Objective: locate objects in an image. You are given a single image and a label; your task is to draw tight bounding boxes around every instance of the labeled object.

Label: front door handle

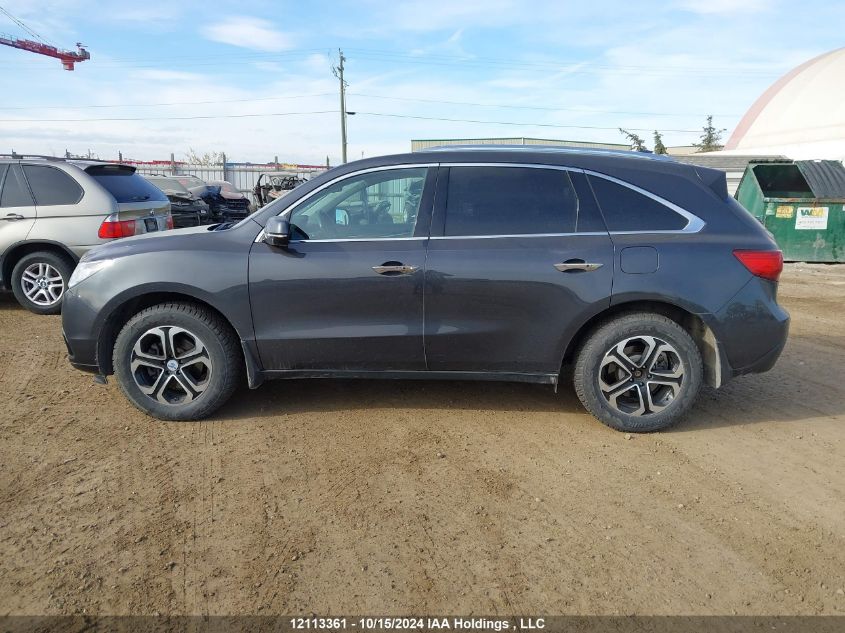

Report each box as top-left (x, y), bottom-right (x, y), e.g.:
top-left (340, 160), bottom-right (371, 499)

top-left (554, 261), bottom-right (603, 272)
top-left (3, 213), bottom-right (25, 221)
top-left (372, 263), bottom-right (419, 275)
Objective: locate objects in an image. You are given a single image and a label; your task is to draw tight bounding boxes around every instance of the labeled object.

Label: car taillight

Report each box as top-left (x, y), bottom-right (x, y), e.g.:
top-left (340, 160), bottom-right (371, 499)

top-left (165, 214), bottom-right (174, 230)
top-left (98, 213), bottom-right (137, 239)
top-left (733, 249), bottom-right (783, 282)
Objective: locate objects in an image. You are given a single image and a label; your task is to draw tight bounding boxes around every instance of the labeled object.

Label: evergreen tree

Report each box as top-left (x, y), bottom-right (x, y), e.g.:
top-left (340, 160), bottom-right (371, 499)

top-left (653, 131), bottom-right (668, 155)
top-left (693, 115), bottom-right (726, 152)
top-left (619, 128), bottom-right (648, 152)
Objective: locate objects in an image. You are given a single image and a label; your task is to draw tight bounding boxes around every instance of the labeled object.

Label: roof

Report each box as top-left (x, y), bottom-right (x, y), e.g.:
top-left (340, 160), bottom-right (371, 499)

top-left (796, 160), bottom-right (845, 198)
top-left (418, 144), bottom-right (673, 162)
top-left (672, 153), bottom-right (788, 172)
top-left (725, 47), bottom-right (845, 160)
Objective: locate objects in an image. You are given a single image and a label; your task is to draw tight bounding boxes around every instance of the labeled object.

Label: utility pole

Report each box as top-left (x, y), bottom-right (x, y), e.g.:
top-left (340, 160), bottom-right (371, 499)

top-left (333, 49), bottom-right (348, 164)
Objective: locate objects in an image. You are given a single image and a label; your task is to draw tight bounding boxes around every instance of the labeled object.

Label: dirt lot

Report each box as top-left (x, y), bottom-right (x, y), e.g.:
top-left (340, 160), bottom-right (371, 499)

top-left (0, 263), bottom-right (843, 617)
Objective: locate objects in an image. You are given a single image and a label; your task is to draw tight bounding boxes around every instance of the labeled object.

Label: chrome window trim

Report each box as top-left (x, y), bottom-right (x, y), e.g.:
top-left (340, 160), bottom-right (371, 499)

top-left (430, 232), bottom-right (607, 240)
top-left (291, 236), bottom-right (428, 244)
top-left (581, 169), bottom-right (706, 234)
top-left (254, 163), bottom-right (437, 243)
top-left (253, 161), bottom-right (706, 242)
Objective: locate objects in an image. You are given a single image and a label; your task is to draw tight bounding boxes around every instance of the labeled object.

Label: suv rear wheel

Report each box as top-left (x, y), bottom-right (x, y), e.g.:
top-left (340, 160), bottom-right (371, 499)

top-left (113, 302), bottom-right (242, 420)
top-left (574, 313), bottom-right (703, 433)
top-left (11, 251), bottom-right (73, 315)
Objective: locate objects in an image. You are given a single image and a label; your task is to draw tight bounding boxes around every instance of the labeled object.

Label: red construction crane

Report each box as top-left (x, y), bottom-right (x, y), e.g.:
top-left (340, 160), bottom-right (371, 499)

top-left (0, 35), bottom-right (90, 70)
top-left (0, 5), bottom-right (89, 70)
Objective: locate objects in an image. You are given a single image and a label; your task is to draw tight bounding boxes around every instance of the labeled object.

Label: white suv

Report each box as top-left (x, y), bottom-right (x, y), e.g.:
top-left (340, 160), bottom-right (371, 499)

top-left (0, 156), bottom-right (173, 314)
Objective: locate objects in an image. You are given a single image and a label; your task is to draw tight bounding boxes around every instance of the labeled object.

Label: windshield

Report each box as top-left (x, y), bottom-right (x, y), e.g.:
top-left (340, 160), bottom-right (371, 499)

top-left (210, 180), bottom-right (238, 193)
top-left (175, 175), bottom-right (206, 188)
top-left (147, 177), bottom-right (191, 196)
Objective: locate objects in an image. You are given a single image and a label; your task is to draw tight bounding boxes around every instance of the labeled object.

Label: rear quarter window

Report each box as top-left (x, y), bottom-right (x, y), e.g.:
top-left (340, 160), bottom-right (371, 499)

top-left (88, 168), bottom-right (169, 203)
top-left (22, 165), bottom-right (84, 206)
top-left (589, 176), bottom-right (688, 232)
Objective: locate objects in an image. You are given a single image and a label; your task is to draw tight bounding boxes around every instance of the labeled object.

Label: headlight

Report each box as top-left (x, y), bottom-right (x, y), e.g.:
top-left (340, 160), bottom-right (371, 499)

top-left (68, 259), bottom-right (114, 289)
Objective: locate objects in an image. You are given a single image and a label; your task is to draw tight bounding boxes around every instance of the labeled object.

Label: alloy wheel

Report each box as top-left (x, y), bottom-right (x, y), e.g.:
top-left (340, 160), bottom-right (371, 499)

top-left (598, 335), bottom-right (685, 416)
top-left (20, 262), bottom-right (64, 307)
top-left (130, 326), bottom-right (213, 405)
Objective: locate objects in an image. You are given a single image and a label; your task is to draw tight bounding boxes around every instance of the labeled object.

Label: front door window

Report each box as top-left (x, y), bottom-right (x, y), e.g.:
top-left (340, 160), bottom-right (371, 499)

top-left (288, 168), bottom-right (427, 241)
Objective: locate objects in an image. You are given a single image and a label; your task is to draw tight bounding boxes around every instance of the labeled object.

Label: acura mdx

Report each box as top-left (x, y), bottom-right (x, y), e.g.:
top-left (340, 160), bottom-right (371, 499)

top-left (61, 147), bottom-right (789, 432)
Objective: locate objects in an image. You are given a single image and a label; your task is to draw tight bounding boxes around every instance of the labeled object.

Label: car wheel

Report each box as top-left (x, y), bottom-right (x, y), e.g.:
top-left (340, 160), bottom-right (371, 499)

top-left (113, 302), bottom-right (242, 421)
top-left (11, 251), bottom-right (73, 315)
top-left (573, 312), bottom-right (703, 433)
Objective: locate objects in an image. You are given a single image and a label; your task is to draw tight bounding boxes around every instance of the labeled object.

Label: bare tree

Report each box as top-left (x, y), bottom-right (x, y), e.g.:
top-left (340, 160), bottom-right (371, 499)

top-left (185, 148), bottom-right (224, 166)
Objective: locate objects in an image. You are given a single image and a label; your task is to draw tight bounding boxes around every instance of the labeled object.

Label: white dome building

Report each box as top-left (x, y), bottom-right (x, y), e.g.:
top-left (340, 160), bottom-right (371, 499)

top-left (725, 47), bottom-right (845, 160)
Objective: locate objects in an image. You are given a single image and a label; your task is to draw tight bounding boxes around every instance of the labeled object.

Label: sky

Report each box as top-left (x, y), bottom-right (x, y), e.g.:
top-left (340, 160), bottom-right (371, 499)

top-left (0, 0), bottom-right (843, 164)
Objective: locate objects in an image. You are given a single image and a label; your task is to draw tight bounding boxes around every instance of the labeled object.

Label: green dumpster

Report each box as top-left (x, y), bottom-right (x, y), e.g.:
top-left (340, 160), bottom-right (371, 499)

top-left (735, 159), bottom-right (845, 262)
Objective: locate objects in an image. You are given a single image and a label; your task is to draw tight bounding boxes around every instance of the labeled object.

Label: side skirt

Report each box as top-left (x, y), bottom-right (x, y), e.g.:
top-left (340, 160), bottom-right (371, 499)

top-left (259, 369), bottom-right (559, 385)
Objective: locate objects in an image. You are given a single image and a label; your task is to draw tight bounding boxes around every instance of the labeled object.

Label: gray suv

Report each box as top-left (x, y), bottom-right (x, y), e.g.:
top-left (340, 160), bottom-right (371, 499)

top-left (0, 156), bottom-right (172, 314)
top-left (61, 147), bottom-right (790, 432)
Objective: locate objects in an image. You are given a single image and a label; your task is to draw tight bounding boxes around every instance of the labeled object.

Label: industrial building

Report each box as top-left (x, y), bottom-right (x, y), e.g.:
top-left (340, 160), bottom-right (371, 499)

top-left (411, 137), bottom-right (629, 152)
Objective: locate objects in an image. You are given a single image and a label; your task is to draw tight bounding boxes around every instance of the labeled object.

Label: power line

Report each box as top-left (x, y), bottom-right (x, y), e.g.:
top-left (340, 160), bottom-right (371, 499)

top-left (0, 108), bottom-right (701, 132)
top-left (0, 90), bottom-right (736, 120)
top-left (349, 92), bottom-right (739, 118)
top-left (352, 112), bottom-right (702, 133)
top-left (0, 110), bottom-right (338, 123)
top-left (0, 92), bottom-right (335, 111)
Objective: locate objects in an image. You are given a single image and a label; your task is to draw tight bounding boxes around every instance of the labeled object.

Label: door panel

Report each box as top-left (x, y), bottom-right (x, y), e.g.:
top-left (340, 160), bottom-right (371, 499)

top-left (424, 234), bottom-right (614, 373)
top-left (0, 165), bottom-right (37, 271)
top-left (250, 239), bottom-right (427, 370)
top-left (249, 166), bottom-right (435, 371)
top-left (423, 165), bottom-right (614, 374)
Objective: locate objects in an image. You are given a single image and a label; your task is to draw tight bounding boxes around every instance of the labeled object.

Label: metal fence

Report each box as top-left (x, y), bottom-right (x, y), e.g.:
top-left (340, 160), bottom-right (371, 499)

top-left (131, 161), bottom-right (329, 205)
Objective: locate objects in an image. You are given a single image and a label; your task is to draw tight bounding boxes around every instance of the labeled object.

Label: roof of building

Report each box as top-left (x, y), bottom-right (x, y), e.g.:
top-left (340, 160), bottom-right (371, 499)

top-left (725, 47), bottom-right (845, 160)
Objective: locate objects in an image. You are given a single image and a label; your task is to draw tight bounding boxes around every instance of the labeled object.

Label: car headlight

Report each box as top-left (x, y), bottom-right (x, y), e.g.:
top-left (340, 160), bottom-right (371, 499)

top-left (68, 259), bottom-right (114, 289)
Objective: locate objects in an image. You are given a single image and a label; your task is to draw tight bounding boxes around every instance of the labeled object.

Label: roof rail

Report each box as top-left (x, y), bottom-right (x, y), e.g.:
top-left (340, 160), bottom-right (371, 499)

top-left (0, 153), bottom-right (118, 163)
top-left (418, 144), bottom-right (675, 161)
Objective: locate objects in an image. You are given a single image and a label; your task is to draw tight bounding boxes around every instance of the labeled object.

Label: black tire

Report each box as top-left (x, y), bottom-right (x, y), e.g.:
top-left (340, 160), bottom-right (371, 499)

top-left (113, 302), bottom-right (242, 421)
top-left (573, 312), bottom-right (703, 433)
top-left (10, 251), bottom-right (73, 315)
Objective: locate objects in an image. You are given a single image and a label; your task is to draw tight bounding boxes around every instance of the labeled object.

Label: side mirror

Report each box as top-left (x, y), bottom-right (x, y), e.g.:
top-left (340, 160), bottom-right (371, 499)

top-left (264, 216), bottom-right (291, 247)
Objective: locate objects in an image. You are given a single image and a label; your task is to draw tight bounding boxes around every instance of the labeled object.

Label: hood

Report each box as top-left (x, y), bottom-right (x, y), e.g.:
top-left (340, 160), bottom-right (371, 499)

top-left (219, 189), bottom-right (246, 200)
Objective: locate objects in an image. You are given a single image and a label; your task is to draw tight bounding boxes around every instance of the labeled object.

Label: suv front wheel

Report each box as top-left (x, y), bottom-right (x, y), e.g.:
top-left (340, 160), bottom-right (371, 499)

top-left (11, 251), bottom-right (73, 315)
top-left (113, 302), bottom-right (242, 420)
top-left (574, 313), bottom-right (703, 433)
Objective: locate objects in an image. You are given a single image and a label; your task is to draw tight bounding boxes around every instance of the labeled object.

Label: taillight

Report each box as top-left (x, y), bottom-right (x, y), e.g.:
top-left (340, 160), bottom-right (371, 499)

top-left (733, 249), bottom-right (783, 282)
top-left (165, 214), bottom-right (174, 230)
top-left (98, 213), bottom-right (137, 239)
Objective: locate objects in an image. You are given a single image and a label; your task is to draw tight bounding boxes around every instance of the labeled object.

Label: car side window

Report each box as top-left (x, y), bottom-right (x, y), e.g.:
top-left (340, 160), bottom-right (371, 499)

top-left (444, 167), bottom-right (578, 236)
top-left (589, 176), bottom-right (687, 232)
top-left (288, 168), bottom-right (427, 240)
top-left (1, 165), bottom-right (35, 208)
top-left (22, 165), bottom-right (84, 206)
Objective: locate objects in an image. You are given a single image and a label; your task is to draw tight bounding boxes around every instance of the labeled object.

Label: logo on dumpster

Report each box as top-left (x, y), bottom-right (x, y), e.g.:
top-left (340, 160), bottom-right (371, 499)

top-left (795, 206), bottom-right (828, 230)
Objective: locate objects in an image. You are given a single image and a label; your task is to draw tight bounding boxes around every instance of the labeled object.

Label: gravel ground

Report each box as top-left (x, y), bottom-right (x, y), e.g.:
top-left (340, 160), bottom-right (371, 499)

top-left (0, 263), bottom-right (843, 616)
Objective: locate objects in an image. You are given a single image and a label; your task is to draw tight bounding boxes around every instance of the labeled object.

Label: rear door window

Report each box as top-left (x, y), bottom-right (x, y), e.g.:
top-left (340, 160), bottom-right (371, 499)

top-left (2, 165), bottom-right (35, 208)
top-left (444, 166), bottom-right (578, 236)
top-left (589, 176), bottom-right (688, 232)
top-left (22, 165), bottom-right (83, 206)
top-left (87, 167), bottom-right (168, 203)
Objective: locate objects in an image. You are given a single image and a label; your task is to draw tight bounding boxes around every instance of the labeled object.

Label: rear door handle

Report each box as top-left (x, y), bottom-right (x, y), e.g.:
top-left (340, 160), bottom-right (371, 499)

top-left (372, 264), bottom-right (419, 275)
top-left (3, 213), bottom-right (25, 221)
top-left (554, 261), bottom-right (603, 272)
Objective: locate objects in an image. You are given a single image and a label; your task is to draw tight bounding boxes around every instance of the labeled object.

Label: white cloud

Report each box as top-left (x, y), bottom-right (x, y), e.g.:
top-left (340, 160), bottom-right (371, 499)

top-left (676, 0), bottom-right (774, 15)
top-left (200, 17), bottom-right (296, 52)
